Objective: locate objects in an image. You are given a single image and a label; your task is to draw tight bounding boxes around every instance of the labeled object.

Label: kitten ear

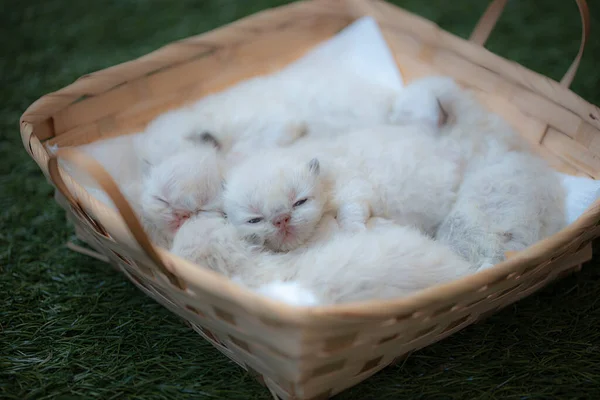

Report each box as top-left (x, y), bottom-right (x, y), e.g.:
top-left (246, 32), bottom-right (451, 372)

top-left (186, 130), bottom-right (221, 151)
top-left (436, 98), bottom-right (449, 127)
top-left (153, 195), bottom-right (170, 206)
top-left (307, 158), bottom-right (320, 176)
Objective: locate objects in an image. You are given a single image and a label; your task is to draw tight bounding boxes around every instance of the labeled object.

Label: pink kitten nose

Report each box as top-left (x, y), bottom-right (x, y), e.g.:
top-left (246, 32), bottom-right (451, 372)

top-left (273, 214), bottom-right (291, 229)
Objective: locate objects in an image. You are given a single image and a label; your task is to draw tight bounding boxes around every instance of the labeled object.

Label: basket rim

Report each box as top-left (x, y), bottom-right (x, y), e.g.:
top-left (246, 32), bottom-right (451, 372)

top-left (45, 149), bottom-right (600, 326)
top-left (19, 0), bottom-right (600, 326)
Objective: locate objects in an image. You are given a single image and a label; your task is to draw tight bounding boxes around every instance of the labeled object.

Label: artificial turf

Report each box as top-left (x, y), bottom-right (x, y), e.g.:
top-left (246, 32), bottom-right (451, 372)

top-left (2, 1), bottom-right (600, 399)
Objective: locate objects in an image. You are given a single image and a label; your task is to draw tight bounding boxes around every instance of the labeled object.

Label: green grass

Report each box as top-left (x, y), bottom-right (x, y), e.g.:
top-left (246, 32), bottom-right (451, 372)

top-left (2, 1), bottom-right (600, 399)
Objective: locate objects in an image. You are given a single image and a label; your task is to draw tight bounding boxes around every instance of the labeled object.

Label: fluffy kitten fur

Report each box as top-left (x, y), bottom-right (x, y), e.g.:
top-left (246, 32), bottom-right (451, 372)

top-left (50, 133), bottom-right (143, 194)
top-left (136, 52), bottom-right (406, 168)
top-left (223, 123), bottom-right (463, 252)
top-left (72, 145), bottom-right (225, 250)
top-left (171, 213), bottom-right (476, 305)
top-left (390, 76), bottom-right (566, 266)
top-left (135, 79), bottom-right (309, 170)
top-left (133, 147), bottom-right (225, 248)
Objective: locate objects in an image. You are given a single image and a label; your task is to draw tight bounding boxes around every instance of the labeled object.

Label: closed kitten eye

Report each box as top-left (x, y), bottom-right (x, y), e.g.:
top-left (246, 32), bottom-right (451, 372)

top-left (293, 198), bottom-right (308, 207)
top-left (154, 196), bottom-right (169, 206)
top-left (247, 217), bottom-right (263, 224)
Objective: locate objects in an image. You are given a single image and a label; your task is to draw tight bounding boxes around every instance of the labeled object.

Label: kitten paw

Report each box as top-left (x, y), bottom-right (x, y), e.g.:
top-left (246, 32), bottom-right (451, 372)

top-left (256, 281), bottom-right (320, 307)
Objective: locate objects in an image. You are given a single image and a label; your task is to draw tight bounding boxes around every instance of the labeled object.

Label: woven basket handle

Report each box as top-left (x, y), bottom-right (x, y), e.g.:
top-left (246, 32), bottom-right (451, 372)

top-left (47, 148), bottom-right (183, 287)
top-left (470, 0), bottom-right (590, 88)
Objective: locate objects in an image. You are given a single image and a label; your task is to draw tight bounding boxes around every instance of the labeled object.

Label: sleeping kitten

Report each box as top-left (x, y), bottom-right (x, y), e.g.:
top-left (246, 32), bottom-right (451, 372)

top-left (170, 213), bottom-right (478, 306)
top-left (222, 123), bottom-right (463, 252)
top-left (72, 148), bottom-right (223, 248)
top-left (136, 78), bottom-right (308, 170)
top-left (134, 146), bottom-right (225, 248)
top-left (135, 108), bottom-right (227, 171)
top-left (390, 76), bottom-right (566, 266)
top-left (136, 63), bottom-right (411, 170)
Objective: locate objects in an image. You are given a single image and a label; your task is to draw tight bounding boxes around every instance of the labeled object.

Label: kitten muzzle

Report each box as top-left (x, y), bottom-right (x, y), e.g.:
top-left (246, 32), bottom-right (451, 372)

top-left (273, 213), bottom-right (291, 229)
top-left (169, 211), bottom-right (192, 232)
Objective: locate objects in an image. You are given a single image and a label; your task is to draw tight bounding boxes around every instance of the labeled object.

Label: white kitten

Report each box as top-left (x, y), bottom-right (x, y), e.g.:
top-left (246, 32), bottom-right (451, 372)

top-left (187, 79), bottom-right (309, 164)
top-left (390, 76), bottom-right (532, 161)
top-left (136, 77), bottom-right (308, 170)
top-left (135, 107), bottom-right (205, 170)
top-left (223, 153), bottom-right (328, 252)
top-left (136, 60), bottom-right (411, 170)
top-left (391, 76), bottom-right (566, 265)
top-left (135, 147), bottom-right (225, 248)
top-left (49, 135), bottom-right (218, 250)
top-left (171, 213), bottom-right (477, 305)
top-left (223, 124), bottom-right (463, 252)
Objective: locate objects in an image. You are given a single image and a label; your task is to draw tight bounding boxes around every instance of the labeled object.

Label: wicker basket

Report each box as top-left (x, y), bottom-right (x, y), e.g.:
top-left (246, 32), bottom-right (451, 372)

top-left (20, 0), bottom-right (600, 399)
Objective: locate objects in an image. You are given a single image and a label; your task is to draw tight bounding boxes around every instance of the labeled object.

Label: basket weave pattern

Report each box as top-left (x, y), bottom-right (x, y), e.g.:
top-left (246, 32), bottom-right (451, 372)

top-left (20, 1), bottom-right (600, 399)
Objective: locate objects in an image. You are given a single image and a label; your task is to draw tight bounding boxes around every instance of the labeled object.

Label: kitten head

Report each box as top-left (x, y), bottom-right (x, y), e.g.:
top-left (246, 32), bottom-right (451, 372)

top-left (138, 108), bottom-right (227, 171)
top-left (140, 147), bottom-right (224, 234)
top-left (223, 151), bottom-right (326, 252)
